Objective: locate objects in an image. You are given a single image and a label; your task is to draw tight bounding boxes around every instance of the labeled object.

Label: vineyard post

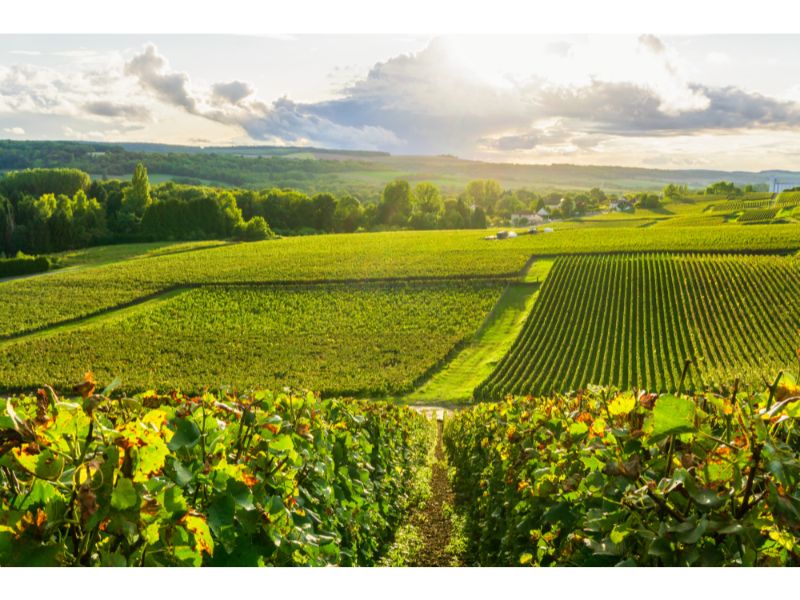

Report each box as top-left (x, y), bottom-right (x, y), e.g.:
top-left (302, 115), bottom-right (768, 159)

top-left (678, 358), bottom-right (692, 395)
top-left (765, 371), bottom-right (783, 411)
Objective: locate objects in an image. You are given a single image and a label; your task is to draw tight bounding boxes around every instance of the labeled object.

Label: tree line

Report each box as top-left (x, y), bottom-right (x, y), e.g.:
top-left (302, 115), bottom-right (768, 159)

top-left (0, 165), bottom-right (500, 256)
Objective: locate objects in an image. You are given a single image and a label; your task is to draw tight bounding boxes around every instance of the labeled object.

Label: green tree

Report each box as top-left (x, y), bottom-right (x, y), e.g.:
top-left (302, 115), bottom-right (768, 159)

top-left (234, 216), bottom-right (273, 241)
top-left (333, 195), bottom-right (363, 233)
top-left (463, 179), bottom-right (502, 214)
top-left (439, 198), bottom-right (470, 229)
top-left (704, 181), bottom-right (741, 197)
top-left (311, 193), bottom-right (337, 232)
top-left (218, 191), bottom-right (244, 236)
top-left (122, 163), bottom-right (152, 218)
top-left (470, 206), bottom-right (487, 229)
top-left (410, 182), bottom-right (443, 230)
top-left (636, 193), bottom-right (662, 210)
top-left (0, 195), bottom-right (13, 256)
top-left (559, 197), bottom-right (576, 217)
top-left (377, 180), bottom-right (414, 227)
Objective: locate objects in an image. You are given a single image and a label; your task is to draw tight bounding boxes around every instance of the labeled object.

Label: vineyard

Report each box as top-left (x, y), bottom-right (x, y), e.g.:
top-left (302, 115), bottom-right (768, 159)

top-left (2, 225), bottom-right (799, 341)
top-left (738, 208), bottom-right (780, 224)
top-left (0, 386), bottom-right (434, 566)
top-left (444, 378), bottom-right (800, 566)
top-left (0, 283), bottom-right (503, 396)
top-left (476, 254), bottom-right (800, 399)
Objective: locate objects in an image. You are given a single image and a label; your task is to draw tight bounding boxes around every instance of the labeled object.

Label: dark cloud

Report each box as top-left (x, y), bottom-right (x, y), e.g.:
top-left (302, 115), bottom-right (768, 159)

top-left (83, 100), bottom-right (151, 121)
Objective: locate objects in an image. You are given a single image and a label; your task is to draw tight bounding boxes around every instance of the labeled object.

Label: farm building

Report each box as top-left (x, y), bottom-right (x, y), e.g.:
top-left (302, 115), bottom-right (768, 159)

top-left (608, 200), bottom-right (634, 212)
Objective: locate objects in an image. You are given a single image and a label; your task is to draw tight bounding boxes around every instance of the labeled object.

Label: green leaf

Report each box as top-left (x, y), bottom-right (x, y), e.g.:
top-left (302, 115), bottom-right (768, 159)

top-left (676, 518), bottom-right (708, 545)
top-left (164, 486), bottom-right (188, 514)
top-left (568, 422), bottom-right (588, 438)
top-left (519, 552), bottom-right (533, 565)
top-left (168, 417), bottom-right (202, 451)
top-left (269, 434), bottom-right (294, 453)
top-left (680, 472), bottom-right (725, 509)
top-left (168, 458), bottom-right (194, 487)
top-left (609, 525), bottom-right (631, 544)
top-left (652, 394), bottom-right (696, 440)
top-left (208, 494), bottom-right (236, 537)
top-left (227, 479), bottom-right (255, 510)
top-left (111, 477), bottom-right (139, 511)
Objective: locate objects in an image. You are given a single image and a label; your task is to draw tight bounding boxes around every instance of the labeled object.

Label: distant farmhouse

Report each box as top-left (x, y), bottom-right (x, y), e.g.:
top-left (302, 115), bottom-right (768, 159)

top-left (769, 177), bottom-right (800, 194)
top-left (608, 199), bottom-right (634, 212)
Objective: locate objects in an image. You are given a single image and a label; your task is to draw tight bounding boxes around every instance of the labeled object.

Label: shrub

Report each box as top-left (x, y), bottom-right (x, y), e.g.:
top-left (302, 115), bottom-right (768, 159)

top-left (233, 216), bottom-right (274, 241)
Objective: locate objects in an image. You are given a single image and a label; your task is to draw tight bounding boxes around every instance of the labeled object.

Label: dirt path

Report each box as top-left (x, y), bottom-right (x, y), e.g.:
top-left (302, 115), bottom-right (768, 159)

top-left (412, 417), bottom-right (459, 567)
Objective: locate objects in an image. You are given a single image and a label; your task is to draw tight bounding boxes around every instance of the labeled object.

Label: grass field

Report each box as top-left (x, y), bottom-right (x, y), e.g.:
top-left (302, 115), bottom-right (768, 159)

top-left (476, 253), bottom-right (800, 398)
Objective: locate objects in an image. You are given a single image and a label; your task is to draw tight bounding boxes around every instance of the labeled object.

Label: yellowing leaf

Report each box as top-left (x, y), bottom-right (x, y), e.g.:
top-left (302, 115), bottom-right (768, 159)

top-left (182, 514), bottom-right (214, 557)
top-left (609, 392), bottom-right (636, 417)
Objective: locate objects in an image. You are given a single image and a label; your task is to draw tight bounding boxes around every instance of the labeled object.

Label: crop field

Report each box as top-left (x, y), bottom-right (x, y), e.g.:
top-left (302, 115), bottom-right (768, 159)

top-left (3, 225), bottom-right (800, 340)
top-left (739, 207), bottom-right (780, 223)
top-left (0, 282), bottom-right (503, 395)
top-left (476, 253), bottom-right (800, 398)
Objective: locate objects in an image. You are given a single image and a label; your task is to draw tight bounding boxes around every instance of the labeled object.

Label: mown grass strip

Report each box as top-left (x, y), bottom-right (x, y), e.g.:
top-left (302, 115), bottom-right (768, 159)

top-left (404, 260), bottom-right (554, 404)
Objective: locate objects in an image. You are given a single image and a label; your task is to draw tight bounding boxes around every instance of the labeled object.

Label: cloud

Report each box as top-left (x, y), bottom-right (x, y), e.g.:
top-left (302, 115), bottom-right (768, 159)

top-left (3, 126), bottom-right (25, 135)
top-left (479, 123), bottom-right (607, 155)
top-left (211, 81), bottom-right (253, 105)
top-left (544, 41), bottom-right (573, 58)
top-left (638, 34), bottom-right (666, 54)
top-left (706, 51), bottom-right (731, 65)
top-left (83, 100), bottom-right (151, 121)
top-left (119, 38), bottom-right (800, 156)
top-left (535, 80), bottom-right (800, 135)
top-left (122, 44), bottom-right (403, 150)
top-left (124, 44), bottom-right (197, 112)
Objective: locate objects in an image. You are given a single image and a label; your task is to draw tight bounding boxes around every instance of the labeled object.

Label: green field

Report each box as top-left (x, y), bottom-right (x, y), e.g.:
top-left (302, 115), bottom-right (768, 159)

top-left (476, 253), bottom-right (800, 398)
top-left (0, 282), bottom-right (502, 395)
top-left (2, 223), bottom-right (800, 397)
top-left (3, 224), bottom-right (799, 340)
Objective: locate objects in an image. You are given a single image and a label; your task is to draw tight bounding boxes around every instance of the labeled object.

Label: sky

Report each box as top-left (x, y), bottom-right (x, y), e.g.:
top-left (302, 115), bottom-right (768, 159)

top-left (2, 34), bottom-right (800, 170)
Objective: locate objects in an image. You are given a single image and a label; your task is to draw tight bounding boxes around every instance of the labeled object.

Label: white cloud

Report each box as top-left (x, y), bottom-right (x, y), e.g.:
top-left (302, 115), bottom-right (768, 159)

top-left (706, 51), bottom-right (732, 65)
top-left (3, 126), bottom-right (25, 135)
top-left (4, 35), bottom-right (800, 169)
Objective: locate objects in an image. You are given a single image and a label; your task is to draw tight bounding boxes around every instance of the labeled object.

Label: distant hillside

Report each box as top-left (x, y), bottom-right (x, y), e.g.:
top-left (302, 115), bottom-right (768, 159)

top-left (1, 139), bottom-right (797, 198)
